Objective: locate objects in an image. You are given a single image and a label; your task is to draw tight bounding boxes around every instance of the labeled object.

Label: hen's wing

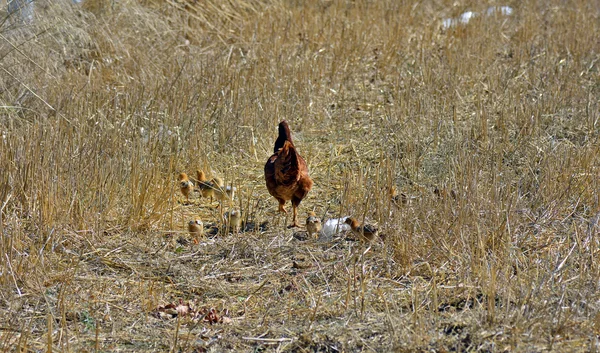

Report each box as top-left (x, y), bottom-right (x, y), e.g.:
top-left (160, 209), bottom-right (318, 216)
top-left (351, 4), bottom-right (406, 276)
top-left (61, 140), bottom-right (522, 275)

top-left (264, 152), bottom-right (278, 196)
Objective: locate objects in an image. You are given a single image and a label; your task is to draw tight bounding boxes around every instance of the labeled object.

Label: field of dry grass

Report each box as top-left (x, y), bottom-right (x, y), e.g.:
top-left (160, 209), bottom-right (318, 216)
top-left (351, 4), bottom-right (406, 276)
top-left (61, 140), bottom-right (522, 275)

top-left (1, 0), bottom-right (599, 351)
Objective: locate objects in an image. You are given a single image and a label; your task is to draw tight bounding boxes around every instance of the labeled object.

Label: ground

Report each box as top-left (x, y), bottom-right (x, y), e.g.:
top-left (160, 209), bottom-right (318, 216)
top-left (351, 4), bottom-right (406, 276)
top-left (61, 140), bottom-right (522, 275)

top-left (0, 0), bottom-right (599, 351)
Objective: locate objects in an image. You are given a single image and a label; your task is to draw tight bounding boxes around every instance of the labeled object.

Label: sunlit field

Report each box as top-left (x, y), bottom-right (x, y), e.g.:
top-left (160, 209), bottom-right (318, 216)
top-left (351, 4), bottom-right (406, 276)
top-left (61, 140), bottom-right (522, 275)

top-left (1, 0), bottom-right (599, 351)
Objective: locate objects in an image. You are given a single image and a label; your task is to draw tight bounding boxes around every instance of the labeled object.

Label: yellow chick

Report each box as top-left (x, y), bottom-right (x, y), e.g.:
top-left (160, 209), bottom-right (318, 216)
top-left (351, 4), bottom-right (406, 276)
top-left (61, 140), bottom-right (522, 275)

top-left (344, 217), bottom-right (379, 242)
top-left (178, 173), bottom-right (195, 201)
top-left (211, 177), bottom-right (236, 202)
top-left (306, 211), bottom-right (322, 239)
top-left (188, 219), bottom-right (203, 240)
top-left (224, 208), bottom-right (243, 233)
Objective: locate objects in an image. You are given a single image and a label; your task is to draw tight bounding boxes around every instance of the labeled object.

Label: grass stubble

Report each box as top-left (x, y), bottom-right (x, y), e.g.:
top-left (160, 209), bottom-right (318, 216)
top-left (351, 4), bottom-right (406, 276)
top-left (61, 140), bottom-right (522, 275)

top-left (0, 0), bottom-right (599, 351)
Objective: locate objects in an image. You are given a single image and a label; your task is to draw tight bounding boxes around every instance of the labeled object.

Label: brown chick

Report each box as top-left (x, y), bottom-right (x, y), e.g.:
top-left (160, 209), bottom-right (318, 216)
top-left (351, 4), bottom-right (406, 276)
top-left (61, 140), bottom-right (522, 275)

top-left (434, 186), bottom-right (457, 201)
top-left (306, 211), bottom-right (322, 239)
top-left (390, 185), bottom-right (408, 206)
top-left (211, 177), bottom-right (236, 202)
top-left (188, 219), bottom-right (204, 240)
top-left (224, 208), bottom-right (243, 233)
top-left (344, 217), bottom-right (379, 242)
top-left (178, 173), bottom-right (195, 201)
top-left (196, 170), bottom-right (215, 201)
top-left (264, 120), bottom-right (313, 228)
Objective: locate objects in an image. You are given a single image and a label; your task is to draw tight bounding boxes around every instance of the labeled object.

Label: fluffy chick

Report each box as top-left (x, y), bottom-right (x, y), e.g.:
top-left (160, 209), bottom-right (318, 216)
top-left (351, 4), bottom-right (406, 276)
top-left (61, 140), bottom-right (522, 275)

top-left (178, 173), bottom-right (195, 201)
top-left (306, 211), bottom-right (322, 239)
top-left (224, 208), bottom-right (243, 233)
top-left (196, 170), bottom-right (215, 201)
top-left (188, 219), bottom-right (204, 239)
top-left (211, 177), bottom-right (236, 201)
top-left (390, 185), bottom-right (408, 206)
top-left (434, 186), bottom-right (457, 201)
top-left (344, 217), bottom-right (379, 242)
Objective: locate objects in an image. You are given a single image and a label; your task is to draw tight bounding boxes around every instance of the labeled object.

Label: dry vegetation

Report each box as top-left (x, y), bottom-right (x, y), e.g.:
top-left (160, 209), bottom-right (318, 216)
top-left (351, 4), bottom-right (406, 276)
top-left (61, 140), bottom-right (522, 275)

top-left (0, 0), bottom-right (599, 351)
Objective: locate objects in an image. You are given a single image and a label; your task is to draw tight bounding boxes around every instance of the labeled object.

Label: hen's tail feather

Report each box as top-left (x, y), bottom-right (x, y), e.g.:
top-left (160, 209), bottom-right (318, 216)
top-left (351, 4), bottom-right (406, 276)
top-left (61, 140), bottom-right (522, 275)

top-left (274, 120), bottom-right (293, 153)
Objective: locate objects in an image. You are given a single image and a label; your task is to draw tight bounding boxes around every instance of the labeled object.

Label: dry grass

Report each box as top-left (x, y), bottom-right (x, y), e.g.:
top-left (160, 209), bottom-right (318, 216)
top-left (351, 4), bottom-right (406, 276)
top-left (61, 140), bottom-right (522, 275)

top-left (0, 0), bottom-right (599, 351)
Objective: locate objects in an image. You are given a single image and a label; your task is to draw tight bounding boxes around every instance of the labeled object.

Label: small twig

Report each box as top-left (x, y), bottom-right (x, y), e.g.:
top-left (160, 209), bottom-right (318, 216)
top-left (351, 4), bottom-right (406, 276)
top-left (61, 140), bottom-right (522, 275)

top-left (242, 337), bottom-right (293, 343)
top-left (308, 294), bottom-right (322, 330)
top-left (553, 243), bottom-right (577, 274)
top-left (0, 194), bottom-right (11, 214)
top-left (248, 279), bottom-right (269, 296)
top-left (170, 314), bottom-right (181, 353)
top-left (94, 316), bottom-right (100, 353)
top-left (5, 254), bottom-right (22, 297)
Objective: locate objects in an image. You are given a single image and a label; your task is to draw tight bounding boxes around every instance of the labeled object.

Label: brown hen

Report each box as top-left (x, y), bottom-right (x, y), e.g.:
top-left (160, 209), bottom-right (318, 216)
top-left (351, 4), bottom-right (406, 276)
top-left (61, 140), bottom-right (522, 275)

top-left (264, 120), bottom-right (313, 228)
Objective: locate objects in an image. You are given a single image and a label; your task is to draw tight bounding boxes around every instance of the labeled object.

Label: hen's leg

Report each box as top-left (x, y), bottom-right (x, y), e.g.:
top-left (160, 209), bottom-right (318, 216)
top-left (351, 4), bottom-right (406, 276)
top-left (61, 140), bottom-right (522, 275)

top-left (277, 199), bottom-right (287, 214)
top-left (274, 198), bottom-right (287, 229)
top-left (287, 200), bottom-right (302, 228)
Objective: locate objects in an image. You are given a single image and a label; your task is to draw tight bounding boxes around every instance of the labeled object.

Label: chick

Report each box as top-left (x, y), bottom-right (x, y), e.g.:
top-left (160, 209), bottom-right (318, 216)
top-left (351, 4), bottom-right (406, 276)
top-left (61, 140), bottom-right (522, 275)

top-left (211, 177), bottom-right (236, 201)
top-left (188, 219), bottom-right (204, 240)
top-left (306, 211), bottom-right (322, 239)
top-left (178, 173), bottom-right (195, 202)
top-left (390, 185), bottom-right (408, 206)
top-left (224, 208), bottom-right (243, 233)
top-left (344, 217), bottom-right (379, 242)
top-left (195, 170), bottom-right (214, 201)
top-left (434, 186), bottom-right (457, 201)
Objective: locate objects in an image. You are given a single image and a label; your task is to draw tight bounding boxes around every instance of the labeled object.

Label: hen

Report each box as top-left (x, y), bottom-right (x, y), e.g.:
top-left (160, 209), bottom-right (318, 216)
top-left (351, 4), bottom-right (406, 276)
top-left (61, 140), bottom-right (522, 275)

top-left (264, 120), bottom-right (313, 228)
